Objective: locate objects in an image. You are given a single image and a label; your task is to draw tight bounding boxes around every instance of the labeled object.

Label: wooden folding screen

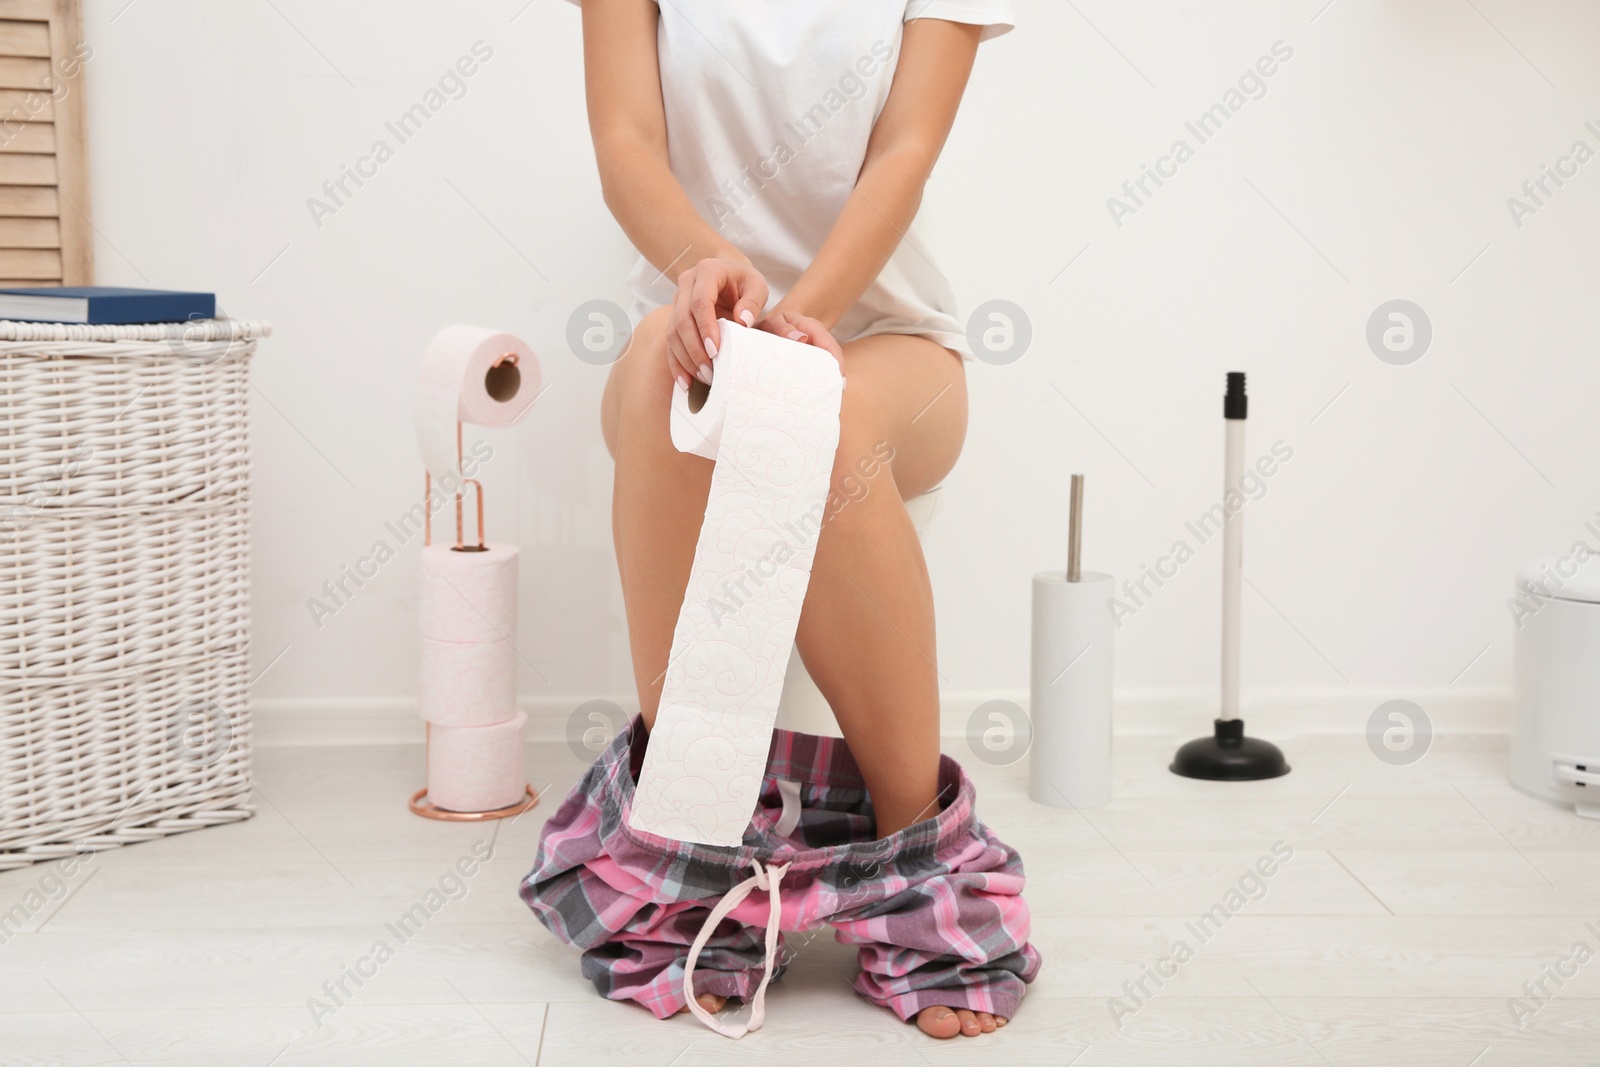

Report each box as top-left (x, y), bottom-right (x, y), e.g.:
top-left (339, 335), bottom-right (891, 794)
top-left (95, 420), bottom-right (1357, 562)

top-left (0, 0), bottom-right (90, 287)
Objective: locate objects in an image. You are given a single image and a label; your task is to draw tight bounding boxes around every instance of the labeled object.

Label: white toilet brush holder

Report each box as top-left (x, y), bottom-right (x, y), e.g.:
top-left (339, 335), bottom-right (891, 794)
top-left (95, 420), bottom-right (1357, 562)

top-left (1029, 474), bottom-right (1115, 808)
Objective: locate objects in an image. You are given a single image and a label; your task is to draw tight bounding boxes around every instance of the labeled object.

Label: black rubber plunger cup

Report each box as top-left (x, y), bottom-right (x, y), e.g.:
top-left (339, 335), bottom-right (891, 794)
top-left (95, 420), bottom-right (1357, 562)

top-left (1171, 372), bottom-right (1289, 781)
top-left (1171, 718), bottom-right (1289, 780)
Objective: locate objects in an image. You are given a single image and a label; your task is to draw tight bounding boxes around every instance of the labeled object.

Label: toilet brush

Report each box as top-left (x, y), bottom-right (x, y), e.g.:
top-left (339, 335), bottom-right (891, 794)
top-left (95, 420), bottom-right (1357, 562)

top-left (1170, 372), bottom-right (1290, 780)
top-left (1029, 473), bottom-right (1115, 808)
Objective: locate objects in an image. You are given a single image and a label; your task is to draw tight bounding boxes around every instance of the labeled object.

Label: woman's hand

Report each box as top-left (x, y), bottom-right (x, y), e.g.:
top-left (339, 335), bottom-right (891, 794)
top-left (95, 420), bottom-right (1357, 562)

top-left (757, 308), bottom-right (846, 374)
top-left (668, 256), bottom-right (769, 390)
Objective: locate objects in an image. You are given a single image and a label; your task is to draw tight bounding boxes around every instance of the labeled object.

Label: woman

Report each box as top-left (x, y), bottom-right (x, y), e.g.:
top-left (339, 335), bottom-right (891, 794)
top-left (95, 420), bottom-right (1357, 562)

top-left (535, 0), bottom-right (1037, 1040)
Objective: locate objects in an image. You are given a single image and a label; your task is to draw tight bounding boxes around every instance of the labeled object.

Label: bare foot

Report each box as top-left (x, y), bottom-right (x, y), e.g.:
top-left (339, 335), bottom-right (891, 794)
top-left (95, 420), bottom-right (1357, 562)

top-left (915, 1006), bottom-right (1008, 1038)
top-left (676, 993), bottom-right (728, 1016)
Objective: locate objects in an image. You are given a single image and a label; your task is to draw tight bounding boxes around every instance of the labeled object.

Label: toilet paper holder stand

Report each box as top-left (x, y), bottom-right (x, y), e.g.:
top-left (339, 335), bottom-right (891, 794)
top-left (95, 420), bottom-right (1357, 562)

top-left (423, 421), bottom-right (490, 552)
top-left (410, 414), bottom-right (540, 822)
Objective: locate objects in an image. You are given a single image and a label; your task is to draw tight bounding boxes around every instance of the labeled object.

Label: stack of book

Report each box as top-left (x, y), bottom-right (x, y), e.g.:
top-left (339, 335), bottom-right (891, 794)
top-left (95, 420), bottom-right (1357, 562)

top-left (0, 286), bottom-right (215, 325)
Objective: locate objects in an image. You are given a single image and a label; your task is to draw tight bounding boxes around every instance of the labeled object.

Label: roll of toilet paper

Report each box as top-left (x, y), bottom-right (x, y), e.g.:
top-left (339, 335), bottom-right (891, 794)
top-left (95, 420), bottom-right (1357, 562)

top-left (419, 543), bottom-right (518, 643)
top-left (426, 710), bottom-right (528, 812)
top-left (1029, 571), bottom-right (1115, 809)
top-left (417, 635), bottom-right (517, 727)
top-left (629, 319), bottom-right (844, 846)
top-left (415, 324), bottom-right (541, 481)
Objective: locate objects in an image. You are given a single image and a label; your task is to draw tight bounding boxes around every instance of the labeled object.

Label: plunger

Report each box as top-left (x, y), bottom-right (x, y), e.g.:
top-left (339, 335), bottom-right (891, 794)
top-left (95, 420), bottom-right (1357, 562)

top-left (1170, 372), bottom-right (1290, 780)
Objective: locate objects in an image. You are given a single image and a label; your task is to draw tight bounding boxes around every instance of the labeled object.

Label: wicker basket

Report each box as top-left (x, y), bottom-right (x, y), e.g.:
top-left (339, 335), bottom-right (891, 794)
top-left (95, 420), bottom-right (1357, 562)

top-left (0, 318), bottom-right (268, 869)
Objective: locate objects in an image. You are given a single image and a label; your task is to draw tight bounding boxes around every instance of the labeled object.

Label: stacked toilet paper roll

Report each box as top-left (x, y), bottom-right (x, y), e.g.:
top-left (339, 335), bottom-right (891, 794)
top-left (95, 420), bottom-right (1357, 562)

top-left (418, 544), bottom-right (527, 811)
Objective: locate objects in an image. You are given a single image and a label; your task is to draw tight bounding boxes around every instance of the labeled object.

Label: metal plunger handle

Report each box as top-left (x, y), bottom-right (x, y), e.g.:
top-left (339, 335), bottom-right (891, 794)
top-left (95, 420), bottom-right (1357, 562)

top-left (1067, 473), bottom-right (1084, 582)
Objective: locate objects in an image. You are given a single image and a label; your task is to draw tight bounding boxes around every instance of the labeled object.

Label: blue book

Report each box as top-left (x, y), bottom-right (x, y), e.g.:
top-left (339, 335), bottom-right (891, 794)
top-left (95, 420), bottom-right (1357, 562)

top-left (0, 286), bottom-right (216, 325)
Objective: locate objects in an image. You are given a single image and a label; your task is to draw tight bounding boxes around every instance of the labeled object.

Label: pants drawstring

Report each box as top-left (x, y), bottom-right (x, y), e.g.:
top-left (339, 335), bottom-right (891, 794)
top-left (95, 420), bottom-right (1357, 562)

top-left (681, 857), bottom-right (791, 1039)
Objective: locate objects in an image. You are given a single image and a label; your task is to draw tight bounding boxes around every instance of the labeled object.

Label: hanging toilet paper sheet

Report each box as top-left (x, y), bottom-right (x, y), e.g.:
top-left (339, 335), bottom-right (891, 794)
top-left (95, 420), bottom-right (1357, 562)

top-left (415, 324), bottom-right (541, 481)
top-left (627, 320), bottom-right (844, 846)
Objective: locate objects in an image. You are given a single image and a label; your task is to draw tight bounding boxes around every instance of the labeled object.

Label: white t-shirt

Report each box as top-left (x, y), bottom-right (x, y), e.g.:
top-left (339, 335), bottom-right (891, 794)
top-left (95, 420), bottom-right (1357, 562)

top-left (565, 0), bottom-right (1014, 359)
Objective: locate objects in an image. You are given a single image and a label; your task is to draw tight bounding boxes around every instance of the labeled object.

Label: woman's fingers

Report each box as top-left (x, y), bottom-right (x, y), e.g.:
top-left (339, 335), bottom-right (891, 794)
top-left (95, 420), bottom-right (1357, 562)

top-left (786, 313), bottom-right (846, 370)
top-left (672, 273), bottom-right (712, 385)
top-left (664, 258), bottom-right (770, 389)
top-left (664, 285), bottom-right (689, 386)
top-left (728, 268), bottom-right (768, 331)
top-left (754, 310), bottom-right (798, 339)
top-left (689, 268), bottom-right (724, 366)
top-left (754, 311), bottom-right (844, 374)
top-left (663, 328), bottom-right (692, 391)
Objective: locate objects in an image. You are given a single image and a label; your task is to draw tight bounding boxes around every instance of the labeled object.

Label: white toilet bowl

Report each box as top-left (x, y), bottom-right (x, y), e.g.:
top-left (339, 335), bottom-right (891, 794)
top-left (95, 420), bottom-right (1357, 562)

top-left (773, 487), bottom-right (943, 738)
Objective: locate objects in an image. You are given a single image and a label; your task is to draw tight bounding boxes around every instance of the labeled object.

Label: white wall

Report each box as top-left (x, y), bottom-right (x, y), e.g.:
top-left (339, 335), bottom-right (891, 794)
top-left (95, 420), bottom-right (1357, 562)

top-left (81, 0), bottom-right (1600, 736)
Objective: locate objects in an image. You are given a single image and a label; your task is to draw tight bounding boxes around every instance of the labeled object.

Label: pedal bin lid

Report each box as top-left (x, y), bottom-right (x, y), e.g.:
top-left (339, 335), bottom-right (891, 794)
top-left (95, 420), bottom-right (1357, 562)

top-left (1517, 550), bottom-right (1600, 605)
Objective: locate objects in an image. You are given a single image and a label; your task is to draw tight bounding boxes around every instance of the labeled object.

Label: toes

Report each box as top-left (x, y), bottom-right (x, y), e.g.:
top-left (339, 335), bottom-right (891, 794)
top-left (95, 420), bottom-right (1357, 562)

top-left (917, 1006), bottom-right (1009, 1038)
top-left (677, 993), bottom-right (728, 1015)
top-left (916, 1006), bottom-right (963, 1040)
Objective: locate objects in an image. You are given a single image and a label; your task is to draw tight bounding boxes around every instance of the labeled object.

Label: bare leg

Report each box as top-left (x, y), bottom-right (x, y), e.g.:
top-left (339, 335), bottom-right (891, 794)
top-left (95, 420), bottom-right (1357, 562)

top-left (791, 333), bottom-right (967, 840)
top-left (601, 307), bottom-right (711, 725)
top-left (787, 336), bottom-right (1003, 1039)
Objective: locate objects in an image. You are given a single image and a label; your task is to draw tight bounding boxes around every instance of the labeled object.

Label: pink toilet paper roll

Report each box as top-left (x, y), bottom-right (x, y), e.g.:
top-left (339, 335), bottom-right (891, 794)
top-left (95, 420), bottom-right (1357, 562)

top-left (414, 324), bottom-right (540, 483)
top-left (426, 710), bottom-right (528, 812)
top-left (417, 636), bottom-right (517, 727)
top-left (419, 543), bottom-right (518, 643)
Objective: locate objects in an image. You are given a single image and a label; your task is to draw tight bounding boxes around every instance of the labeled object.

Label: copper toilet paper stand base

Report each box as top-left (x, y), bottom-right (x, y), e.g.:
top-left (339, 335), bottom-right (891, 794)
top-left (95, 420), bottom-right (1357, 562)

top-left (408, 784), bottom-right (539, 822)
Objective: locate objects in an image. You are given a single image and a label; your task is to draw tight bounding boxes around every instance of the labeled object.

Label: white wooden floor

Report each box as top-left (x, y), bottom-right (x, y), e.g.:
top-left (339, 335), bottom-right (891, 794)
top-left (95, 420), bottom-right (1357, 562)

top-left (3, 732), bottom-right (1599, 1066)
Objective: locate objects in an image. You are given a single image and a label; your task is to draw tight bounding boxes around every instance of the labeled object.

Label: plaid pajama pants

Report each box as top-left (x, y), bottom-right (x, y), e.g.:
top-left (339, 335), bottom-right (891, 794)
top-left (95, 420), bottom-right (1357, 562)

top-left (519, 714), bottom-right (1042, 1025)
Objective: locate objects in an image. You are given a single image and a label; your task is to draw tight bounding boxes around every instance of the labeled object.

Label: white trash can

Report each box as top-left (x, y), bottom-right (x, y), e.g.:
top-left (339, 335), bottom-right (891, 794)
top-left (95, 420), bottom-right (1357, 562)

top-left (1510, 551), bottom-right (1600, 819)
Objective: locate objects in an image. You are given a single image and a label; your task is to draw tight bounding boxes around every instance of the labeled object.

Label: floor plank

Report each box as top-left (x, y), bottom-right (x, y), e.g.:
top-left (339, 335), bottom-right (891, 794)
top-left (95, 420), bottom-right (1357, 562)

top-left (5, 732), bottom-right (1600, 1065)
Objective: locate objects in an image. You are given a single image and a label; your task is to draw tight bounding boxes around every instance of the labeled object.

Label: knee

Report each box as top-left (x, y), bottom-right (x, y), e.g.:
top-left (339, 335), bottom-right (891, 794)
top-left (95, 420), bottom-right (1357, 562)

top-left (827, 411), bottom-right (897, 518)
top-left (601, 306), bottom-right (675, 455)
top-left (613, 306), bottom-right (676, 408)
